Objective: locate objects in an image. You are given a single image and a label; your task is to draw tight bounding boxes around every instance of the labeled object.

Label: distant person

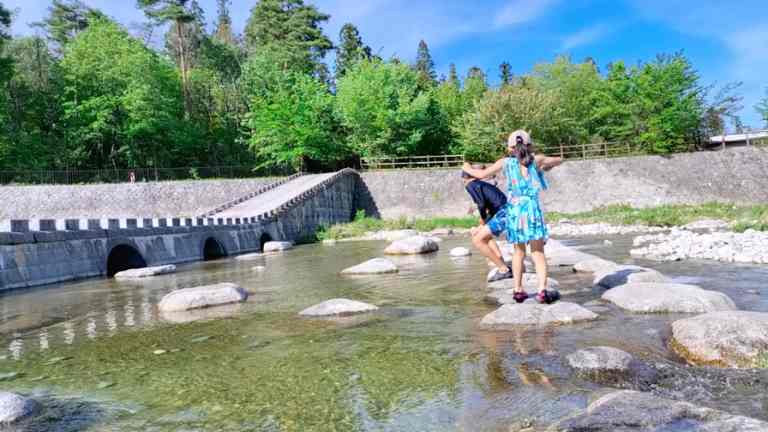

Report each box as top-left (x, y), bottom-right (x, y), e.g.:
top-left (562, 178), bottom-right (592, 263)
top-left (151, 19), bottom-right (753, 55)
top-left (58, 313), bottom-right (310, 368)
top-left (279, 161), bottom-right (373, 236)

top-left (462, 130), bottom-right (562, 304)
top-left (128, 171), bottom-right (136, 184)
top-left (461, 168), bottom-right (509, 280)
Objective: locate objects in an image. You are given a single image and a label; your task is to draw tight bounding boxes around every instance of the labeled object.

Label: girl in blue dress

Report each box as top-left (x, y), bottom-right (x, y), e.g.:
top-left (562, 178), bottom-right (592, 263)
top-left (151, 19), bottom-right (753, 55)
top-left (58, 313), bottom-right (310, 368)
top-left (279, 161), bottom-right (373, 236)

top-left (462, 130), bottom-right (562, 303)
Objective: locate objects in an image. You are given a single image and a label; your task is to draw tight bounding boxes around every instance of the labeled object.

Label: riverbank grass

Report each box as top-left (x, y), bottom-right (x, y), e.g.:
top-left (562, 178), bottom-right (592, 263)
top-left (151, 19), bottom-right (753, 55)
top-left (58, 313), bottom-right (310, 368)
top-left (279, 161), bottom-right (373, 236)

top-left (317, 210), bottom-right (476, 240)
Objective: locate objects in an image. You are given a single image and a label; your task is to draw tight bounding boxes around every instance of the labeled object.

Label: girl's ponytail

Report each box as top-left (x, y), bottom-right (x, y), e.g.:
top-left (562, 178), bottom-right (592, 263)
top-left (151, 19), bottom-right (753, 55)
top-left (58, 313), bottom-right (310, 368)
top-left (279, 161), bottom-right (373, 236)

top-left (509, 130), bottom-right (534, 166)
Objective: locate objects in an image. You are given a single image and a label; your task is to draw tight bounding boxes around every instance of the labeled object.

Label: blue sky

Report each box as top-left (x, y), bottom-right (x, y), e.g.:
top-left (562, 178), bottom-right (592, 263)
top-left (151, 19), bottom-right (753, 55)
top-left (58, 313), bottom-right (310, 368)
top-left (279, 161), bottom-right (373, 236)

top-left (4, 0), bottom-right (767, 128)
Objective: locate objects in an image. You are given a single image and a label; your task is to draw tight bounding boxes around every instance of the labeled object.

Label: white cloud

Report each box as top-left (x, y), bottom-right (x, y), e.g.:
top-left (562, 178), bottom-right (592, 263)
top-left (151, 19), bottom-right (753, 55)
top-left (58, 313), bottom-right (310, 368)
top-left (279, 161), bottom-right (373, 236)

top-left (493, 0), bottom-right (558, 29)
top-left (560, 23), bottom-right (613, 51)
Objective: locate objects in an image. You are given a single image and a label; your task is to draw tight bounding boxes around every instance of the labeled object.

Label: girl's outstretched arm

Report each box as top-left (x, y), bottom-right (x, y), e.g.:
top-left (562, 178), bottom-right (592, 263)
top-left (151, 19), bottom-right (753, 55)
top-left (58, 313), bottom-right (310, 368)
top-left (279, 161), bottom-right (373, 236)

top-left (462, 159), bottom-right (505, 179)
top-left (535, 154), bottom-right (563, 172)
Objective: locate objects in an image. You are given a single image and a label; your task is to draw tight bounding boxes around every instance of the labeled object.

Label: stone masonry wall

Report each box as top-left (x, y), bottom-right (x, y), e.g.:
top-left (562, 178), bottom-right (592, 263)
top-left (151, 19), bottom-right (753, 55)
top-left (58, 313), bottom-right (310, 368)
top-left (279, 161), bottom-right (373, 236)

top-left (361, 147), bottom-right (768, 218)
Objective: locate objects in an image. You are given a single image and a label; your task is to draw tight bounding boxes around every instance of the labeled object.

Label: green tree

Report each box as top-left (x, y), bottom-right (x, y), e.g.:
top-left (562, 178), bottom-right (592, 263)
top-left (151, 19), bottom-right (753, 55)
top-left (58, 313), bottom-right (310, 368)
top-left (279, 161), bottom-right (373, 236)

top-left (335, 23), bottom-right (371, 79)
top-left (335, 59), bottom-right (447, 157)
top-left (213, 0), bottom-right (237, 46)
top-left (447, 63), bottom-right (459, 86)
top-left (137, 0), bottom-right (197, 113)
top-left (463, 66), bottom-right (487, 110)
top-left (60, 19), bottom-right (185, 169)
top-left (454, 84), bottom-right (563, 161)
top-left (593, 61), bottom-right (635, 143)
top-left (243, 53), bottom-right (341, 169)
top-left (163, 0), bottom-right (206, 72)
top-left (414, 39), bottom-right (436, 87)
top-left (758, 88), bottom-right (768, 127)
top-left (1, 37), bottom-right (65, 170)
top-left (0, 1), bottom-right (11, 83)
top-left (244, 0), bottom-right (332, 75)
top-left (35, 0), bottom-right (105, 54)
top-left (499, 61), bottom-right (512, 86)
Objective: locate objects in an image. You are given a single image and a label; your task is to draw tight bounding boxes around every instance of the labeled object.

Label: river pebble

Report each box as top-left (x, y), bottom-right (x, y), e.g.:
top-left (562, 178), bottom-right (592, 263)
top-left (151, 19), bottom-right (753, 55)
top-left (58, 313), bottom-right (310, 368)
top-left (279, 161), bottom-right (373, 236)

top-left (632, 228), bottom-right (768, 264)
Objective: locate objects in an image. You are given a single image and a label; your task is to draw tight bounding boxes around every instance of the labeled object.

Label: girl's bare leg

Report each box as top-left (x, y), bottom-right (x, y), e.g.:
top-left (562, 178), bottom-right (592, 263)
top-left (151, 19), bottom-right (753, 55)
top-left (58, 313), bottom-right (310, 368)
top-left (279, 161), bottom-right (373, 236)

top-left (488, 238), bottom-right (504, 262)
top-left (530, 239), bottom-right (548, 293)
top-left (512, 243), bottom-right (526, 292)
top-left (472, 226), bottom-right (508, 272)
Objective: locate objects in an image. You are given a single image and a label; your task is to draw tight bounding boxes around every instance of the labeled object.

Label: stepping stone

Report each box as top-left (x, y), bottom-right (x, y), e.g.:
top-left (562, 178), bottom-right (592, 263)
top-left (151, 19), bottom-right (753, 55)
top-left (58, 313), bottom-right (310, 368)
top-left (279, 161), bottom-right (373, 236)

top-left (384, 236), bottom-right (439, 255)
top-left (487, 272), bottom-right (559, 291)
top-left (573, 258), bottom-right (619, 274)
top-left (549, 390), bottom-right (768, 431)
top-left (114, 265), bottom-right (176, 279)
top-left (0, 392), bottom-right (38, 424)
top-left (567, 346), bottom-right (634, 373)
top-left (602, 283), bottom-right (736, 314)
top-left (670, 311), bottom-right (768, 368)
top-left (341, 258), bottom-right (398, 275)
top-left (158, 283), bottom-right (248, 312)
top-left (594, 265), bottom-right (666, 288)
top-left (299, 299), bottom-right (378, 317)
top-left (263, 241), bottom-right (293, 252)
top-left (479, 302), bottom-right (597, 328)
top-left (449, 247), bottom-right (471, 257)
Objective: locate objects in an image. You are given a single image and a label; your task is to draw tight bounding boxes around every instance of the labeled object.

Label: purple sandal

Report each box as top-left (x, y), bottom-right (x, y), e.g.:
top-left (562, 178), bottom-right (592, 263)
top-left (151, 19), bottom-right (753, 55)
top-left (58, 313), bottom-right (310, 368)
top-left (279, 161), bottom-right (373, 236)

top-left (536, 290), bottom-right (561, 304)
top-left (513, 291), bottom-right (529, 303)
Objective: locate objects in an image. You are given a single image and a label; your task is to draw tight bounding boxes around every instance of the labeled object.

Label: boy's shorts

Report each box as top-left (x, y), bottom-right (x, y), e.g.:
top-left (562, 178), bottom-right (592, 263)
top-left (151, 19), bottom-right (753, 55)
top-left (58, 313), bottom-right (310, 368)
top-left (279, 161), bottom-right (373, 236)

top-left (485, 207), bottom-right (508, 237)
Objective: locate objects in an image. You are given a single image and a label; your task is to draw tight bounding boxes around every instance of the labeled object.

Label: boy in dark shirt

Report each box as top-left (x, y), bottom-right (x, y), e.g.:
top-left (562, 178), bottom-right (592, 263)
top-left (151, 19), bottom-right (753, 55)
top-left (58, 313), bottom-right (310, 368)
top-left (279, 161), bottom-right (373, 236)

top-left (462, 170), bottom-right (512, 281)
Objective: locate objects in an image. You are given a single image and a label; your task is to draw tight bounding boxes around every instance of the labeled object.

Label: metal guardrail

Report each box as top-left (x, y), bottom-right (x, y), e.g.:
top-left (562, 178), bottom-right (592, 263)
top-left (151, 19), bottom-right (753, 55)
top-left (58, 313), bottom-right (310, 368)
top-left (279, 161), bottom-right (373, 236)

top-left (0, 165), bottom-right (293, 185)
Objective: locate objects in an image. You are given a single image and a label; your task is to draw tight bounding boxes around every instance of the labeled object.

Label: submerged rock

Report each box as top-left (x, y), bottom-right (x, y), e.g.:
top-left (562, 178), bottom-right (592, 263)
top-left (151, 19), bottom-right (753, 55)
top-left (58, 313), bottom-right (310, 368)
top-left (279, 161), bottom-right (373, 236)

top-left (449, 247), bottom-right (472, 257)
top-left (384, 236), bottom-right (439, 255)
top-left (670, 311), bottom-right (768, 368)
top-left (0, 392), bottom-right (37, 423)
top-left (158, 283), bottom-right (248, 312)
top-left (549, 390), bottom-right (768, 431)
top-left (236, 253), bottom-right (263, 261)
top-left (340, 258), bottom-right (398, 275)
top-left (114, 265), bottom-right (176, 279)
top-left (567, 346), bottom-right (633, 373)
top-left (479, 302), bottom-right (597, 328)
top-left (593, 265), bottom-right (666, 288)
top-left (602, 283), bottom-right (737, 314)
top-left (263, 241), bottom-right (293, 252)
top-left (299, 299), bottom-right (378, 317)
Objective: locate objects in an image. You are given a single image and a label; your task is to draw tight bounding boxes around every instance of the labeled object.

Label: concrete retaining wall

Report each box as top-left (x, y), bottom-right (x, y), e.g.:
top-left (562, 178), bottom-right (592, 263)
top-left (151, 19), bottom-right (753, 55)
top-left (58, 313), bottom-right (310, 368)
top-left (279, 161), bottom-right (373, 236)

top-left (361, 147), bottom-right (768, 217)
top-left (0, 170), bottom-right (360, 292)
top-left (0, 177), bottom-right (285, 221)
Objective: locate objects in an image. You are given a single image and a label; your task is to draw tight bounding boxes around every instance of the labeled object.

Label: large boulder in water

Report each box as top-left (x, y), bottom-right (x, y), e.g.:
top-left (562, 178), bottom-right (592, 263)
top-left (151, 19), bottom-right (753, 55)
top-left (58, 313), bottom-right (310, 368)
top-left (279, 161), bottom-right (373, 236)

top-left (299, 299), bottom-right (378, 317)
top-left (341, 258), bottom-right (398, 275)
top-left (567, 346), bottom-right (633, 373)
top-left (158, 283), bottom-right (248, 312)
top-left (479, 303), bottom-right (597, 328)
top-left (670, 311), bottom-right (768, 368)
top-left (602, 283), bottom-right (737, 314)
top-left (0, 392), bottom-right (37, 423)
top-left (114, 265), bottom-right (177, 280)
top-left (593, 265), bottom-right (666, 288)
top-left (384, 236), bottom-right (439, 255)
top-left (549, 390), bottom-right (768, 431)
top-left (263, 241), bottom-right (293, 252)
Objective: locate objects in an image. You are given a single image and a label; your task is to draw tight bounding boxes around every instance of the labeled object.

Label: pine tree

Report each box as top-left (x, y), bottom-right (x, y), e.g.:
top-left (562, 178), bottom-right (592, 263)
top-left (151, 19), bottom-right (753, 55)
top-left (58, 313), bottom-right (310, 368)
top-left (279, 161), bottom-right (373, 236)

top-left (213, 0), bottom-right (237, 46)
top-left (244, 0), bottom-right (332, 75)
top-left (137, 0), bottom-right (197, 114)
top-left (414, 39), bottom-right (436, 86)
top-left (447, 63), bottom-right (459, 86)
top-left (467, 66), bottom-right (485, 80)
top-left (499, 61), bottom-right (512, 86)
top-left (335, 23), bottom-right (371, 78)
top-left (35, 0), bottom-right (105, 54)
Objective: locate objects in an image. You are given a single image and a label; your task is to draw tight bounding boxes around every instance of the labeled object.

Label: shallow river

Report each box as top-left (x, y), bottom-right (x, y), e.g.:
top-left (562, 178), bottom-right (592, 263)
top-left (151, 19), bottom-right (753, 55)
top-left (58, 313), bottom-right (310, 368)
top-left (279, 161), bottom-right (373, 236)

top-left (1, 235), bottom-right (767, 431)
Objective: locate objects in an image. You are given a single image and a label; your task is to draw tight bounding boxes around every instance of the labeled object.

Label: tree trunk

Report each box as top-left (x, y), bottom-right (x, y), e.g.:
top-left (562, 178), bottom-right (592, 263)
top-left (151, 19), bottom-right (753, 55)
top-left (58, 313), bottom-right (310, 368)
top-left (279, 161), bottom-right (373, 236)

top-left (176, 20), bottom-right (191, 115)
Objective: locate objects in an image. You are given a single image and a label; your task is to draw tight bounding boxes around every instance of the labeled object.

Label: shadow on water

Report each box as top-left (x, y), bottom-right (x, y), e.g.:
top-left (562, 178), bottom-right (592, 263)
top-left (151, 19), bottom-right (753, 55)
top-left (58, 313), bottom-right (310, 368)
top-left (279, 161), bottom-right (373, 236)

top-left (0, 236), bottom-right (767, 430)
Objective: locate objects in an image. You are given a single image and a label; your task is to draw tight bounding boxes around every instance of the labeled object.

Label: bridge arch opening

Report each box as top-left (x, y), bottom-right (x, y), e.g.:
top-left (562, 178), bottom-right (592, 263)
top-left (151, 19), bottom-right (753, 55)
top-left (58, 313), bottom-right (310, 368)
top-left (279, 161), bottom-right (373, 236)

top-left (259, 233), bottom-right (273, 252)
top-left (107, 244), bottom-right (147, 277)
top-left (203, 237), bottom-right (227, 261)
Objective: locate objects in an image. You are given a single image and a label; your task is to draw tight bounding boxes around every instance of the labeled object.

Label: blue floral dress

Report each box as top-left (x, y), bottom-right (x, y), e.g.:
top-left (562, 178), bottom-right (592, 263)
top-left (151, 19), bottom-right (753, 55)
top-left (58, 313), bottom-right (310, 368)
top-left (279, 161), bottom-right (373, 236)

top-left (486, 158), bottom-right (549, 244)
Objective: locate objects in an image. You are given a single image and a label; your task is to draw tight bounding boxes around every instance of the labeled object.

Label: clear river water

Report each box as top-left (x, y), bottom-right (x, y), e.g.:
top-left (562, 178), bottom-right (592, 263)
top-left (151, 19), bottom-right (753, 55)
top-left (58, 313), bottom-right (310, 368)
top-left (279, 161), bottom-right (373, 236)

top-left (1, 235), bottom-right (767, 431)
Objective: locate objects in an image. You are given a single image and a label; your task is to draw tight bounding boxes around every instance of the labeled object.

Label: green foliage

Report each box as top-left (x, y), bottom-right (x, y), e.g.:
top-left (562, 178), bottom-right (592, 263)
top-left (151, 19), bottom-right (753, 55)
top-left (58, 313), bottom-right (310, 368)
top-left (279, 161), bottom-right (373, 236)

top-left (335, 59), bottom-right (448, 157)
top-left (244, 0), bottom-right (332, 76)
top-left (35, 0), bottom-right (106, 53)
top-left (414, 39), bottom-right (436, 87)
top-left (547, 202), bottom-right (768, 230)
top-left (317, 211), bottom-right (477, 240)
top-left (453, 83), bottom-right (563, 161)
top-left (758, 88), bottom-right (768, 127)
top-left (0, 1), bottom-right (12, 83)
top-left (243, 52), bottom-right (342, 169)
top-left (60, 19), bottom-right (185, 168)
top-left (334, 23), bottom-right (371, 79)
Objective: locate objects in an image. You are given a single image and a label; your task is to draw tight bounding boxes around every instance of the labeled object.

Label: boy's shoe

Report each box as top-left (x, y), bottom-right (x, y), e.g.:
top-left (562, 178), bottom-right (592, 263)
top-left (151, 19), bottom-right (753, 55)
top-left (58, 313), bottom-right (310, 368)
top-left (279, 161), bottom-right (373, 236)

top-left (536, 290), bottom-right (560, 304)
top-left (488, 268), bottom-right (514, 283)
top-left (513, 291), bottom-right (529, 303)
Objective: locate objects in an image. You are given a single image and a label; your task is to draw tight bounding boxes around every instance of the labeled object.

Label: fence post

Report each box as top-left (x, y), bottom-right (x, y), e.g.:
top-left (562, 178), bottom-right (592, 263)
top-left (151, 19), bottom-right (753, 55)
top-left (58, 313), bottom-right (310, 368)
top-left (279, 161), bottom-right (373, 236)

top-left (626, 142), bottom-right (631, 155)
top-left (604, 141), bottom-right (608, 158)
top-left (560, 142), bottom-right (564, 159)
top-left (582, 142), bottom-right (586, 160)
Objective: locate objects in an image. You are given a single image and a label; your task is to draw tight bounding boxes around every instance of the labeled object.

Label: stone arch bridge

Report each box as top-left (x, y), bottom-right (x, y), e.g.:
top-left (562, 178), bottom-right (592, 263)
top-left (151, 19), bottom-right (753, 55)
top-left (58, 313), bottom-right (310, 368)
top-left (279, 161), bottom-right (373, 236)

top-left (0, 169), bottom-right (371, 291)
